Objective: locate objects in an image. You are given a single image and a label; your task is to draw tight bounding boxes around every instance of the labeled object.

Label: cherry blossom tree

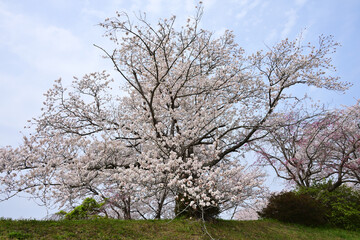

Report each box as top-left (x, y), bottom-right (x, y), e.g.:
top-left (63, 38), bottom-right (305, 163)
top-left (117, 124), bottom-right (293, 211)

top-left (255, 101), bottom-right (360, 191)
top-left (0, 6), bottom-right (351, 219)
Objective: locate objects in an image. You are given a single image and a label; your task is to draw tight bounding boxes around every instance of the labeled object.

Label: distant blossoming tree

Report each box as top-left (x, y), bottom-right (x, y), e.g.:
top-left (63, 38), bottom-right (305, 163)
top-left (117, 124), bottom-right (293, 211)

top-left (0, 6), bottom-right (350, 219)
top-left (255, 101), bottom-right (360, 191)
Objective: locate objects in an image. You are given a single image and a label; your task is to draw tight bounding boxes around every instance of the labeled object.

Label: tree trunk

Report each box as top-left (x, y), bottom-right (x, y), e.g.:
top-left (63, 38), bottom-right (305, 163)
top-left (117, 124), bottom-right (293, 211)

top-left (155, 190), bottom-right (168, 219)
top-left (122, 196), bottom-right (132, 220)
top-left (174, 193), bottom-right (220, 221)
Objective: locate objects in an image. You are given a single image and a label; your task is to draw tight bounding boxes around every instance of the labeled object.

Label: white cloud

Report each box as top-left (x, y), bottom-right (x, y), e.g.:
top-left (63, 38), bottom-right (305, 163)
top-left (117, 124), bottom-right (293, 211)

top-left (281, 9), bottom-right (297, 38)
top-left (295, 0), bottom-right (307, 7)
top-left (185, 0), bottom-right (195, 12)
top-left (0, 2), bottom-right (113, 147)
top-left (1, 2), bottom-right (113, 77)
top-left (214, 27), bottom-right (227, 38)
top-left (265, 29), bottom-right (278, 43)
top-left (145, 0), bottom-right (163, 14)
top-left (235, 0), bottom-right (260, 19)
top-left (202, 0), bottom-right (216, 9)
top-left (81, 7), bottom-right (108, 19)
top-left (0, 7), bottom-right (83, 74)
top-left (233, 0), bottom-right (249, 7)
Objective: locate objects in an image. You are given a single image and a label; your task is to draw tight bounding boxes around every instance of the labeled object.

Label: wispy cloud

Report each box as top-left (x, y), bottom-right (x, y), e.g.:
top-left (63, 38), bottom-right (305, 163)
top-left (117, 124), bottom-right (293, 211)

top-left (281, 8), bottom-right (298, 38)
top-left (235, 0), bottom-right (260, 19)
top-left (0, 2), bottom-right (110, 146)
top-left (0, 6), bottom-right (87, 76)
top-left (295, 0), bottom-right (307, 7)
top-left (145, 0), bottom-right (163, 14)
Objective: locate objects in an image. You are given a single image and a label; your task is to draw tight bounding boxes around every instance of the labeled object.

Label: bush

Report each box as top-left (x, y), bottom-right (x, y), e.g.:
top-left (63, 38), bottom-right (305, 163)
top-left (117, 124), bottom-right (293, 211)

top-left (258, 191), bottom-right (327, 226)
top-left (56, 198), bottom-right (106, 220)
top-left (8, 231), bottom-right (32, 239)
top-left (298, 184), bottom-right (360, 231)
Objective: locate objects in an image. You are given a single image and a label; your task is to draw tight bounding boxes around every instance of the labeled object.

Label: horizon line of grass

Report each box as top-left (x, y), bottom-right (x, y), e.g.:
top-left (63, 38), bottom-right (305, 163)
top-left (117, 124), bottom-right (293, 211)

top-left (1, 218), bottom-right (359, 240)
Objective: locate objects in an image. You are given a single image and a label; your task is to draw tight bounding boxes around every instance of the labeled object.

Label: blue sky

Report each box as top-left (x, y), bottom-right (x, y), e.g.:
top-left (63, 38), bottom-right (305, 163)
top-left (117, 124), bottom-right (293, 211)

top-left (0, 0), bottom-right (359, 219)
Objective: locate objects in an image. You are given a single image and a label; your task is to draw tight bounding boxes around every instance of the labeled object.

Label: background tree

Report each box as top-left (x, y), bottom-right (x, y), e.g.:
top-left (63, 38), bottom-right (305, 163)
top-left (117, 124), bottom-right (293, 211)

top-left (255, 101), bottom-right (360, 191)
top-left (0, 5), bottom-right (350, 219)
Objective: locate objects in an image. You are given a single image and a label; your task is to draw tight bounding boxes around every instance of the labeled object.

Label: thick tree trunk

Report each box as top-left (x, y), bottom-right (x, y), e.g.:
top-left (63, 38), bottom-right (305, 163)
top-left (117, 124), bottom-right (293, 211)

top-left (174, 193), bottom-right (220, 221)
top-left (122, 196), bottom-right (132, 220)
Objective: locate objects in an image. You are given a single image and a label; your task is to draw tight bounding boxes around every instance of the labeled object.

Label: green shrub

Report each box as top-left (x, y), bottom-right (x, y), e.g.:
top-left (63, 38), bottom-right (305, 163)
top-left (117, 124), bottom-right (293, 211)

top-left (297, 184), bottom-right (360, 231)
top-left (54, 210), bottom-right (67, 220)
top-left (56, 197), bottom-right (106, 220)
top-left (8, 231), bottom-right (32, 239)
top-left (258, 191), bottom-right (327, 226)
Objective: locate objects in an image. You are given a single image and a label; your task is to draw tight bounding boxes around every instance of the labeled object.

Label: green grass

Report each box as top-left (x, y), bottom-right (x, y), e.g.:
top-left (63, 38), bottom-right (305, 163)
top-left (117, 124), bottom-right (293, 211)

top-left (0, 218), bottom-right (359, 240)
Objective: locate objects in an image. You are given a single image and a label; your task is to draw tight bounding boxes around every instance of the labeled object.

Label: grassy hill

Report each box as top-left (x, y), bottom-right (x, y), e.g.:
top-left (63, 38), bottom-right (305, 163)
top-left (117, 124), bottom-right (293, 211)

top-left (1, 218), bottom-right (359, 240)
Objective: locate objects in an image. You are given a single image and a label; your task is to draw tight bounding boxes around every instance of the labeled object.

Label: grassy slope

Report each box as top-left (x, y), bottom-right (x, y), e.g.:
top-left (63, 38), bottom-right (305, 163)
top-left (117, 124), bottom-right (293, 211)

top-left (0, 219), bottom-right (359, 240)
